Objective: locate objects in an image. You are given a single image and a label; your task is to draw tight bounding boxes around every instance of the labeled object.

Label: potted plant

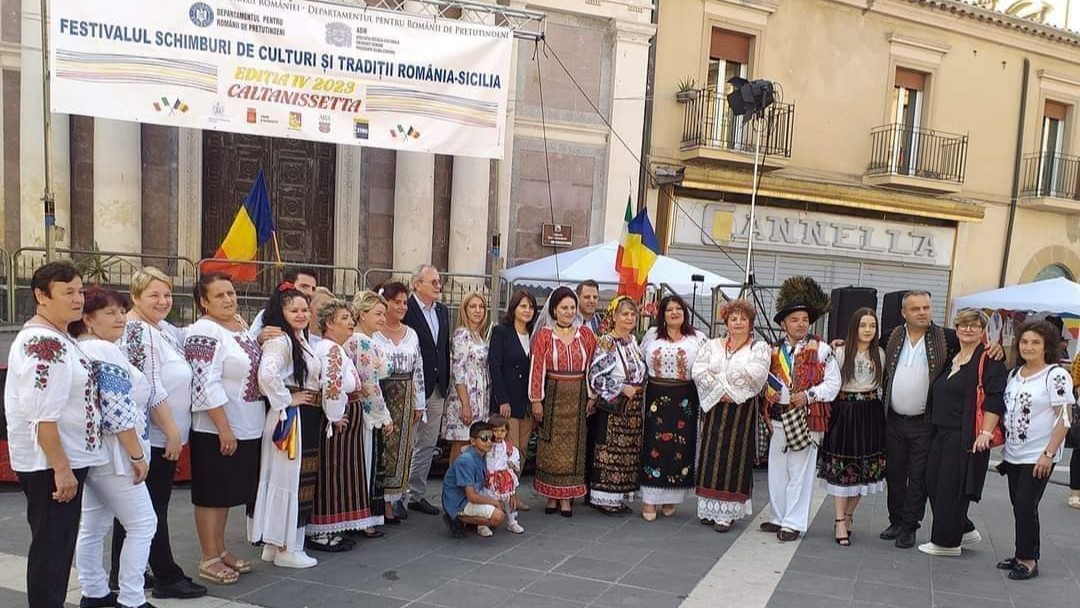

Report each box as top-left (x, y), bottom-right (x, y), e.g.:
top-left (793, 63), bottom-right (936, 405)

top-left (676, 77), bottom-right (699, 103)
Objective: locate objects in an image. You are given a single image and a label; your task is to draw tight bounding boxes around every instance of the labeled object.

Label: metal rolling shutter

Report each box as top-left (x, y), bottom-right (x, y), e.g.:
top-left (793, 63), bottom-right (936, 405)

top-left (668, 246), bottom-right (952, 332)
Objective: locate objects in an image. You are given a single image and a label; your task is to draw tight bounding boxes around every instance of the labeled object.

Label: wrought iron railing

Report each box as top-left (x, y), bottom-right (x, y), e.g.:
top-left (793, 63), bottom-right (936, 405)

top-left (866, 123), bottom-right (967, 184)
top-left (681, 88), bottom-right (795, 158)
top-left (1019, 152), bottom-right (1080, 200)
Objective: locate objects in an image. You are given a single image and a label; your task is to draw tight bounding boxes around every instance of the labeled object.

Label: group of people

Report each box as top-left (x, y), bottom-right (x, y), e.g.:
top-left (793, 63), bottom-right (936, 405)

top-left (4, 262), bottom-right (1078, 608)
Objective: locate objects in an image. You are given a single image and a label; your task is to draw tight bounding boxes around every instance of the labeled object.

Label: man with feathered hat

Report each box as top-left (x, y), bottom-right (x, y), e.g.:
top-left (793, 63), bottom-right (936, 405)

top-left (759, 276), bottom-right (841, 541)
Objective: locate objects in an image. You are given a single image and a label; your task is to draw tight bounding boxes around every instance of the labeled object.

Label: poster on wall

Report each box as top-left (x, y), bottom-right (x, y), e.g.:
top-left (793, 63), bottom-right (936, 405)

top-left (49, 0), bottom-right (513, 158)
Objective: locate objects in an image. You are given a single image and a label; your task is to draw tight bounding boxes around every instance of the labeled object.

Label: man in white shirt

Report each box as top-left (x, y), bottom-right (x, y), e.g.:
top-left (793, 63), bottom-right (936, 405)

top-left (403, 264), bottom-right (451, 516)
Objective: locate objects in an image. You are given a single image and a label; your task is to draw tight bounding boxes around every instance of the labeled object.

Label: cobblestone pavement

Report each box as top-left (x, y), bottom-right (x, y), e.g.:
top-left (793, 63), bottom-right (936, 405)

top-left (0, 460), bottom-right (1076, 608)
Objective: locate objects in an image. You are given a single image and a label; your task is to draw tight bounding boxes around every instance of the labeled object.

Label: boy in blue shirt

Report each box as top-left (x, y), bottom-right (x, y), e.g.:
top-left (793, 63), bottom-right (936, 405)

top-left (441, 422), bottom-right (506, 537)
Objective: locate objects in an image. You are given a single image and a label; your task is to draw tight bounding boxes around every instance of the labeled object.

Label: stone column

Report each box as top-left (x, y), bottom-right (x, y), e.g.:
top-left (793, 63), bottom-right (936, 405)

top-left (176, 128), bottom-right (202, 265)
top-left (600, 20), bottom-right (654, 242)
top-left (448, 156), bottom-right (490, 274)
top-left (92, 118), bottom-right (141, 254)
top-left (20, 0), bottom-right (70, 250)
top-left (334, 144), bottom-right (363, 293)
top-left (392, 151), bottom-right (435, 271)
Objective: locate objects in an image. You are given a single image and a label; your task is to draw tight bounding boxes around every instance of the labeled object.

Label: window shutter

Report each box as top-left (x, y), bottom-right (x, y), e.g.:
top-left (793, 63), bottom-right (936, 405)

top-left (1045, 100), bottom-right (1069, 121)
top-left (710, 29), bottom-right (751, 64)
top-left (895, 67), bottom-right (927, 91)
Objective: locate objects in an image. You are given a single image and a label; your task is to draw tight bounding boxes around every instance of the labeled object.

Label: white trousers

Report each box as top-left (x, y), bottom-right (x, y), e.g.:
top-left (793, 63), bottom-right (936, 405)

top-left (767, 421), bottom-right (818, 533)
top-left (76, 466), bottom-right (157, 607)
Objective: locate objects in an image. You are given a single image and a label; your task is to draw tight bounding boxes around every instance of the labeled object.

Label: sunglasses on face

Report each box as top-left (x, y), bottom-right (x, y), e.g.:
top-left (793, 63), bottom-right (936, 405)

top-left (475, 433), bottom-right (493, 442)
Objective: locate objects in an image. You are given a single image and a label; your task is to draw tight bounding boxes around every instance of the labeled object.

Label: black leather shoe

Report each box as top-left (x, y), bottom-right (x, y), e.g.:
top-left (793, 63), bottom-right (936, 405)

top-left (383, 515), bottom-right (402, 525)
top-left (80, 593), bottom-right (118, 608)
top-left (443, 513), bottom-right (466, 538)
top-left (895, 529), bottom-right (916, 549)
top-left (759, 522), bottom-right (782, 533)
top-left (879, 523), bottom-right (903, 540)
top-left (996, 558), bottom-right (1019, 570)
top-left (408, 498), bottom-right (441, 515)
top-left (777, 529), bottom-right (801, 542)
top-left (151, 577), bottom-right (207, 600)
top-left (393, 500), bottom-right (409, 520)
top-left (1008, 563), bottom-right (1039, 580)
top-left (118, 603), bottom-right (158, 608)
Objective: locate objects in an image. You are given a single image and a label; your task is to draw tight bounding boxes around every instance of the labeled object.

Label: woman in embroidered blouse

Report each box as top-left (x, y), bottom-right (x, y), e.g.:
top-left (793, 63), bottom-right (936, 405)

top-left (998, 320), bottom-right (1073, 581)
top-left (820, 308), bottom-right (887, 547)
top-left (639, 295), bottom-right (707, 521)
top-left (70, 287), bottom-right (157, 608)
top-left (529, 286), bottom-right (597, 516)
top-left (112, 266), bottom-right (205, 599)
top-left (250, 283), bottom-right (328, 570)
top-left (185, 272), bottom-right (265, 585)
top-left (587, 296), bottom-right (646, 515)
top-left (4, 262), bottom-right (104, 608)
top-left (690, 299), bottom-right (771, 533)
top-left (309, 299), bottom-right (394, 547)
top-left (921, 308), bottom-right (1005, 558)
top-left (443, 292), bottom-right (492, 462)
top-left (373, 283), bottom-right (427, 516)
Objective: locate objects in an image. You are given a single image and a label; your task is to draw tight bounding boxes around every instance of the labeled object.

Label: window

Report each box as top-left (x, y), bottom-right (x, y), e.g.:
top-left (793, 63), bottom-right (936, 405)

top-left (1038, 100), bottom-right (1068, 196)
top-left (890, 68), bottom-right (928, 175)
top-left (706, 28), bottom-right (751, 150)
top-left (1033, 263), bottom-right (1073, 281)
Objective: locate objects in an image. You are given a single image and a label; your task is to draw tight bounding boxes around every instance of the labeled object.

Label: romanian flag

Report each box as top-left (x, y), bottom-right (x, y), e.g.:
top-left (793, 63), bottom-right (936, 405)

top-left (201, 171), bottom-right (275, 282)
top-left (617, 206), bottom-right (660, 300)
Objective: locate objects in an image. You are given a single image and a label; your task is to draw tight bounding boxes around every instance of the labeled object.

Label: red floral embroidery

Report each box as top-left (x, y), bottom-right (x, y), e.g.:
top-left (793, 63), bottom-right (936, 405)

top-left (325, 345), bottom-right (344, 401)
top-left (25, 336), bottom-right (66, 390)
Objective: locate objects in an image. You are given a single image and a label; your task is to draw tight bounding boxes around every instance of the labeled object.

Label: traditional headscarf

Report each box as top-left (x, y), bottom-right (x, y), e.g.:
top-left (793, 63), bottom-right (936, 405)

top-left (533, 286), bottom-right (580, 336)
top-left (599, 295), bottom-right (635, 335)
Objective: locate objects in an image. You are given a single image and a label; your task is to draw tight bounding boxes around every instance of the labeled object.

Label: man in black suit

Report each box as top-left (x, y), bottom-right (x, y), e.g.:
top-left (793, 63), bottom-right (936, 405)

top-left (403, 264), bottom-right (451, 515)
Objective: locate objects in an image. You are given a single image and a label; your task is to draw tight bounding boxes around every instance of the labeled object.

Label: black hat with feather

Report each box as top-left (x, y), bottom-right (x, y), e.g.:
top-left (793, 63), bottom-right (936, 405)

top-left (773, 276), bottom-right (829, 325)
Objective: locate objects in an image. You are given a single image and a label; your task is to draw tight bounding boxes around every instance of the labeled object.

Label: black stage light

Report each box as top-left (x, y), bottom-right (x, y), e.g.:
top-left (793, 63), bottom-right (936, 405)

top-left (726, 77), bottom-right (775, 116)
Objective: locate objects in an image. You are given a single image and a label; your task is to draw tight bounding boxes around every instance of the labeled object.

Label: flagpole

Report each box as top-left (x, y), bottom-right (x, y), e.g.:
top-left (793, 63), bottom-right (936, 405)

top-left (40, 0), bottom-right (56, 261)
top-left (270, 231), bottom-right (282, 266)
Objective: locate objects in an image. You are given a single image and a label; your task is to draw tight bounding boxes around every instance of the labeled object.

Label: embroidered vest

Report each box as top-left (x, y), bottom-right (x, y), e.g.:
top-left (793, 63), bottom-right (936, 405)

top-left (764, 338), bottom-right (832, 433)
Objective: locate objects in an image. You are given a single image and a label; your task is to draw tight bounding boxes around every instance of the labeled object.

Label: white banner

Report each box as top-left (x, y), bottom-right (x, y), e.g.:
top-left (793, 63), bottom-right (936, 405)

top-left (50, 0), bottom-right (513, 158)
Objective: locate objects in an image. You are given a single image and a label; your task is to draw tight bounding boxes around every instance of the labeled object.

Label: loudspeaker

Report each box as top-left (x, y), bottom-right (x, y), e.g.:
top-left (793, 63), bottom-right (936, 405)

top-left (827, 287), bottom-right (878, 341)
top-left (881, 290), bottom-right (909, 341)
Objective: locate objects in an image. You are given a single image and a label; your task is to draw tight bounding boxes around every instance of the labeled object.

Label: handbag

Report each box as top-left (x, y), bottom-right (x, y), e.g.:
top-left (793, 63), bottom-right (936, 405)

top-left (779, 404), bottom-right (813, 453)
top-left (974, 352), bottom-right (1005, 449)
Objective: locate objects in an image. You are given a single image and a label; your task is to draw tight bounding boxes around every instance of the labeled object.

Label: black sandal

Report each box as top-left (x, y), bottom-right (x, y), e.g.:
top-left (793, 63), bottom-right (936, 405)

top-left (306, 534), bottom-right (352, 553)
top-left (834, 519), bottom-right (851, 547)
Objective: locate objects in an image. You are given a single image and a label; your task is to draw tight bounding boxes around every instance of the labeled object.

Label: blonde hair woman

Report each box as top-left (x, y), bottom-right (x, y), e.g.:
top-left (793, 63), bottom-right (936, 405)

top-left (442, 292), bottom-right (492, 462)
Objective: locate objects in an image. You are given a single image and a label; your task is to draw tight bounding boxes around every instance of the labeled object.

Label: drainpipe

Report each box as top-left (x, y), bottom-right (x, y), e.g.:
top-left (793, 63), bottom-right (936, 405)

top-left (999, 58), bottom-right (1029, 288)
top-left (636, 0), bottom-right (659, 213)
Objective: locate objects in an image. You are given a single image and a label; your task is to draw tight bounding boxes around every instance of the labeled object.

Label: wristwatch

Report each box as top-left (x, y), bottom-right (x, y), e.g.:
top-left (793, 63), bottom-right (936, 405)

top-left (1043, 451), bottom-right (1055, 459)
top-left (806, 389), bottom-right (817, 403)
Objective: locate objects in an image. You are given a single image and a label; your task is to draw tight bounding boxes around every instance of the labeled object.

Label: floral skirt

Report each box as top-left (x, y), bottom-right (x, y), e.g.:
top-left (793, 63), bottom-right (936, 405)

top-left (818, 391), bottom-right (886, 497)
top-left (588, 394), bottom-right (644, 507)
top-left (640, 379), bottom-right (697, 503)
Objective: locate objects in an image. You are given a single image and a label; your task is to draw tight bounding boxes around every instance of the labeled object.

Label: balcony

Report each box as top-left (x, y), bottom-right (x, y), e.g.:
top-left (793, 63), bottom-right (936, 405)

top-left (863, 124), bottom-right (967, 194)
top-left (679, 88), bottom-right (794, 169)
top-left (1018, 152), bottom-right (1080, 214)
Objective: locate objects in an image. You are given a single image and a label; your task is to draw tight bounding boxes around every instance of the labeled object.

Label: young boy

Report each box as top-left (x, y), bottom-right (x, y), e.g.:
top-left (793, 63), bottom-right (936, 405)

top-left (441, 422), bottom-right (506, 537)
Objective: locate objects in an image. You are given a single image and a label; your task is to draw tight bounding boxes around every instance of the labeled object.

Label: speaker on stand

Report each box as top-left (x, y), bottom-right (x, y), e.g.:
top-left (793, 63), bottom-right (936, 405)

top-left (827, 287), bottom-right (878, 342)
top-left (881, 290), bottom-right (910, 342)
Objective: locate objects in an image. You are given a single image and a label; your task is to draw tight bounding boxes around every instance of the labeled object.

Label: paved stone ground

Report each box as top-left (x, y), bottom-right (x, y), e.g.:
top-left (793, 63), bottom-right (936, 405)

top-left (0, 461), bottom-right (1076, 608)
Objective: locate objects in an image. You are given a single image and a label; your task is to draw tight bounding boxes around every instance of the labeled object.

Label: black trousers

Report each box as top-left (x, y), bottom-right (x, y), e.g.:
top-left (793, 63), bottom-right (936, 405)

top-left (1071, 449), bottom-right (1079, 491)
top-left (18, 467), bottom-right (89, 608)
top-left (110, 447), bottom-right (184, 588)
top-left (1004, 461), bottom-right (1053, 561)
top-left (885, 412), bottom-right (933, 530)
top-left (926, 426), bottom-right (974, 548)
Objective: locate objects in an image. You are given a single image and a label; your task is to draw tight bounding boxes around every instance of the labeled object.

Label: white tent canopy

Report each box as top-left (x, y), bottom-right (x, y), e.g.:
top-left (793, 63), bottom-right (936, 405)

top-left (951, 277), bottom-right (1080, 315)
top-left (501, 241), bottom-right (741, 298)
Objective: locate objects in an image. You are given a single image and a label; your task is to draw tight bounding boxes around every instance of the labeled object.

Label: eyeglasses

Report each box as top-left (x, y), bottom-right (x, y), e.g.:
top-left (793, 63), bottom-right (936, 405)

top-left (423, 279), bottom-right (442, 286)
top-left (475, 433), bottom-right (493, 442)
top-left (956, 325), bottom-right (984, 332)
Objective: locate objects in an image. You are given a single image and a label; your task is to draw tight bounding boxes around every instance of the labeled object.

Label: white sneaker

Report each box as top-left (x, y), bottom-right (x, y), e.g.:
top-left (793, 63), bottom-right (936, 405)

top-left (477, 525), bottom-right (493, 537)
top-left (273, 550), bottom-right (318, 569)
top-left (918, 542), bottom-right (961, 556)
top-left (507, 522), bottom-right (525, 534)
top-left (960, 530), bottom-right (982, 546)
top-left (260, 544), bottom-right (277, 562)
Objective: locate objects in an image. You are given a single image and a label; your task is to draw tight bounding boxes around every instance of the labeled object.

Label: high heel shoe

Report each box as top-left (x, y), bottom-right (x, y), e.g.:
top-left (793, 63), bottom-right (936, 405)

top-left (845, 512), bottom-right (854, 538)
top-left (834, 518), bottom-right (851, 547)
top-left (545, 502), bottom-right (558, 515)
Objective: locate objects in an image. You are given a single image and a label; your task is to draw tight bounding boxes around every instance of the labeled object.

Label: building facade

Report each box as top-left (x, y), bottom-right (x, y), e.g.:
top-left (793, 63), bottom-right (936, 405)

top-left (0, 0), bottom-right (654, 299)
top-left (647, 0), bottom-right (1080, 323)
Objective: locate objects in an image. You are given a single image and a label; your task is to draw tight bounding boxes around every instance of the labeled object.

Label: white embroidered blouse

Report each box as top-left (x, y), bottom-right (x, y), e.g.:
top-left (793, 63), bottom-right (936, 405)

top-left (184, 318), bottom-right (265, 440)
top-left (318, 338), bottom-right (391, 429)
top-left (4, 324), bottom-right (108, 472)
top-left (640, 327), bottom-right (708, 381)
top-left (122, 319), bottom-right (193, 447)
top-left (691, 338), bottom-right (771, 412)
top-left (1002, 365), bottom-right (1074, 464)
top-left (373, 327), bottom-right (427, 412)
top-left (81, 338), bottom-right (153, 476)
